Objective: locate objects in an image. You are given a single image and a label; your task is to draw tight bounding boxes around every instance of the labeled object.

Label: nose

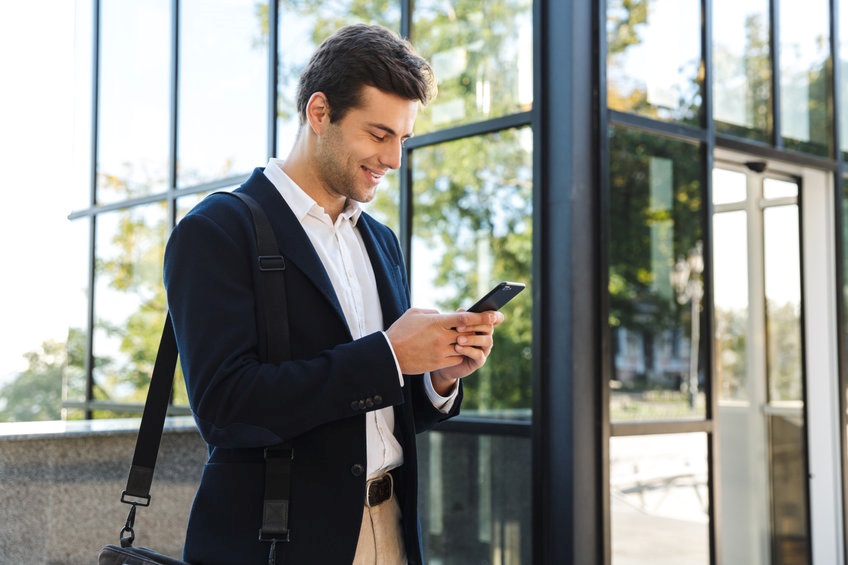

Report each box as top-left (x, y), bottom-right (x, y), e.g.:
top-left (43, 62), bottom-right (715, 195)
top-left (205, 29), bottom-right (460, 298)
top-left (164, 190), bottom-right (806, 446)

top-left (379, 138), bottom-right (403, 170)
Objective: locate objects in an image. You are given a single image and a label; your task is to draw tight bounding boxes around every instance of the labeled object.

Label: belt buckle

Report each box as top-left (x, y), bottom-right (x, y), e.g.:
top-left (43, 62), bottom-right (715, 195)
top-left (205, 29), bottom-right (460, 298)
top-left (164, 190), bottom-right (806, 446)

top-left (366, 473), bottom-right (393, 507)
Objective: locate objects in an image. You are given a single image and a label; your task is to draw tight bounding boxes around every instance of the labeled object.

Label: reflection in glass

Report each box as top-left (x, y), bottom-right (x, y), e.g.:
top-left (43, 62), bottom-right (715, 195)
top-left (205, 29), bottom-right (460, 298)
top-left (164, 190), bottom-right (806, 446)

top-left (607, 0), bottom-right (702, 125)
top-left (763, 177), bottom-right (798, 200)
top-left (841, 3), bottom-right (848, 158)
top-left (419, 431), bottom-right (531, 564)
top-left (714, 171), bottom-right (808, 565)
top-left (763, 203), bottom-right (802, 402)
top-left (178, 0), bottom-right (268, 187)
top-left (610, 433), bottom-right (709, 564)
top-left (93, 203), bottom-right (169, 412)
top-left (608, 126), bottom-right (704, 421)
top-left (411, 128), bottom-right (533, 418)
top-left (712, 167), bottom-right (747, 206)
top-left (412, 0), bottom-right (533, 132)
top-left (712, 0), bottom-right (771, 141)
top-left (97, 0), bottom-right (170, 204)
top-left (779, 0), bottom-right (832, 156)
top-left (712, 210), bottom-right (749, 402)
top-left (276, 2), bottom-right (400, 153)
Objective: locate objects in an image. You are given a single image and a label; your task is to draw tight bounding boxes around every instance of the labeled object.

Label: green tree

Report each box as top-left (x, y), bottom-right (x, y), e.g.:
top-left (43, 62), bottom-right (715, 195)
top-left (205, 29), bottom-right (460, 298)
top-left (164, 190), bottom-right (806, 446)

top-left (0, 340), bottom-right (65, 421)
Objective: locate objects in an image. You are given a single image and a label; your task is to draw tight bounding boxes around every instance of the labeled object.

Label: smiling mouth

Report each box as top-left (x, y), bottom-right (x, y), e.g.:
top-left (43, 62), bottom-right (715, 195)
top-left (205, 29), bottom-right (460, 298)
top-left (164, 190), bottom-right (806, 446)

top-left (361, 165), bottom-right (385, 183)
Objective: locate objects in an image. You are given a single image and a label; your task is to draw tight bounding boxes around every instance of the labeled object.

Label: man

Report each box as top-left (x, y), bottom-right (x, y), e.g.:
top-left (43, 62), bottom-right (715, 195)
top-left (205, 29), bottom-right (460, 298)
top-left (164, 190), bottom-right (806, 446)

top-left (164, 23), bottom-right (503, 564)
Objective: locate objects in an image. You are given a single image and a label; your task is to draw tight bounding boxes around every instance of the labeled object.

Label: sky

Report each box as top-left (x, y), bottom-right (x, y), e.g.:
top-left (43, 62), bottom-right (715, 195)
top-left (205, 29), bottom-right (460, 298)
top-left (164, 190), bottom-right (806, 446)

top-left (0, 1), bottom-right (79, 380)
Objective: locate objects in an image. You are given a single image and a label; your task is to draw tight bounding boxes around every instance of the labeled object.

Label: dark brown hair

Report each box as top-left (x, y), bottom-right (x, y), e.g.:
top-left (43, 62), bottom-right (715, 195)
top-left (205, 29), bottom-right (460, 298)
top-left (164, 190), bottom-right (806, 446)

top-left (296, 23), bottom-right (437, 124)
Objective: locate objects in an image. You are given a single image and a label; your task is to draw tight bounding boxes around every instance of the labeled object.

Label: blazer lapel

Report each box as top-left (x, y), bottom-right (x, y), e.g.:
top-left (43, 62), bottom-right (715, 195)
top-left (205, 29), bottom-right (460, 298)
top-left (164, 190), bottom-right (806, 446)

top-left (356, 215), bottom-right (406, 327)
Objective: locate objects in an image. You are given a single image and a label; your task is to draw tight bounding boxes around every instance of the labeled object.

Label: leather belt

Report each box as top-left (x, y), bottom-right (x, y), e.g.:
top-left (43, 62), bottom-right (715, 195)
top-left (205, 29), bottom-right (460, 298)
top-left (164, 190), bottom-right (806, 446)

top-left (366, 473), bottom-right (393, 507)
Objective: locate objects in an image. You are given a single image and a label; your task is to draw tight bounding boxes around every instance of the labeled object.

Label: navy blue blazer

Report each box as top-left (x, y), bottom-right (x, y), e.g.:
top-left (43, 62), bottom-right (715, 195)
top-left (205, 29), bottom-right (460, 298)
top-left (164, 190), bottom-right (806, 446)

top-left (163, 168), bottom-right (461, 564)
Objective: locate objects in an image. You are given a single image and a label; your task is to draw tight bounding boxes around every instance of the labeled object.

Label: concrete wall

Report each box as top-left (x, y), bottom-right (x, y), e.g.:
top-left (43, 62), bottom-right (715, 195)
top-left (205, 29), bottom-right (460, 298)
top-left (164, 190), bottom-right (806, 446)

top-left (0, 418), bottom-right (206, 565)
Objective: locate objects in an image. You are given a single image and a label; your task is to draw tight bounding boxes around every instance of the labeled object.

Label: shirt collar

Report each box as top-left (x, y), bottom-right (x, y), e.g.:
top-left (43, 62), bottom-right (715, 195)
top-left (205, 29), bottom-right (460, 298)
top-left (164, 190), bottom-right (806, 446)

top-left (263, 158), bottom-right (363, 225)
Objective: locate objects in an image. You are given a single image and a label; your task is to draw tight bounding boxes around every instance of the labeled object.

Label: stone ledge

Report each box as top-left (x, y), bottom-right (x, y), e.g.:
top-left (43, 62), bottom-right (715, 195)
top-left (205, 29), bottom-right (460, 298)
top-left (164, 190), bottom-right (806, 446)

top-left (0, 420), bottom-right (206, 565)
top-left (0, 416), bottom-right (197, 441)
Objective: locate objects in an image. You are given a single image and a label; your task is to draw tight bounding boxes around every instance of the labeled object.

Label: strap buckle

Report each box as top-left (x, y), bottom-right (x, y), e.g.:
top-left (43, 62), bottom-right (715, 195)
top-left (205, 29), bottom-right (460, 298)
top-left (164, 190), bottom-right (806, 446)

top-left (258, 255), bottom-right (286, 271)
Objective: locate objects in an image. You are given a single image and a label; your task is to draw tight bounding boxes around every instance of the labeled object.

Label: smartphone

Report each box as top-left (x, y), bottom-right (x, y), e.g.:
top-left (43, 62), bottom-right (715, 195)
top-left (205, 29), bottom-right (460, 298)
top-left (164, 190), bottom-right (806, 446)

top-left (467, 281), bottom-right (526, 313)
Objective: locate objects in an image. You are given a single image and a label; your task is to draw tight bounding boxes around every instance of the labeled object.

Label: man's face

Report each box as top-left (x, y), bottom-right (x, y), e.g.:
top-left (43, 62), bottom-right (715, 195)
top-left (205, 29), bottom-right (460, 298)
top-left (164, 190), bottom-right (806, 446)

top-left (314, 85), bottom-right (418, 205)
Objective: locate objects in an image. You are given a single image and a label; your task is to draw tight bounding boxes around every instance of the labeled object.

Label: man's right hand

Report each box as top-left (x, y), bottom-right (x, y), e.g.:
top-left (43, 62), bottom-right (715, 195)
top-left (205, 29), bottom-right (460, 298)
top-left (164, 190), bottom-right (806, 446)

top-left (385, 308), bottom-right (496, 375)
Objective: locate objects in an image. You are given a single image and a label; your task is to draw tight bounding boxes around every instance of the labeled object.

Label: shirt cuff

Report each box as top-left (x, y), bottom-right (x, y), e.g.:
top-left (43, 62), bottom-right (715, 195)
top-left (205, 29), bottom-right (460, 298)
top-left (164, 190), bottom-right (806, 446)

top-left (424, 372), bottom-right (459, 413)
top-left (380, 331), bottom-right (405, 387)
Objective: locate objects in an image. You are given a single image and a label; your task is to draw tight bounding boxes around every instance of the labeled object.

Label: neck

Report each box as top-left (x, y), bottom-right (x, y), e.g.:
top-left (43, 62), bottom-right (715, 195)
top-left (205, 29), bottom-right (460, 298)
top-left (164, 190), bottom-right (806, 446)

top-left (281, 137), bottom-right (346, 222)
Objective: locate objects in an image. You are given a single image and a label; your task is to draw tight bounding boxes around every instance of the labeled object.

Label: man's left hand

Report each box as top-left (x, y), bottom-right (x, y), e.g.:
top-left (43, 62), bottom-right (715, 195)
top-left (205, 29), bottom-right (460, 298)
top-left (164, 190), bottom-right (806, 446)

top-left (430, 310), bottom-right (505, 395)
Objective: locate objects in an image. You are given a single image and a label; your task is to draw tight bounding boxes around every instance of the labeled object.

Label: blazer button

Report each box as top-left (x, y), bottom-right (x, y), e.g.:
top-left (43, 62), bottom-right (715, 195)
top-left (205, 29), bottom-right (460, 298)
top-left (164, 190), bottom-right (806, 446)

top-left (365, 398), bottom-right (374, 408)
top-left (350, 401), bottom-right (360, 411)
top-left (373, 395), bottom-right (382, 405)
top-left (351, 464), bottom-right (365, 477)
top-left (358, 400), bottom-right (367, 410)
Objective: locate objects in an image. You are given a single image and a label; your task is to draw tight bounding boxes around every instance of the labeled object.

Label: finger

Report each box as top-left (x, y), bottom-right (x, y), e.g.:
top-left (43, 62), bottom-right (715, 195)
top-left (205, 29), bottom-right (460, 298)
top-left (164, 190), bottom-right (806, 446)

top-left (454, 342), bottom-right (487, 364)
top-left (456, 334), bottom-right (493, 355)
top-left (456, 333), bottom-right (493, 348)
top-left (451, 311), bottom-right (501, 332)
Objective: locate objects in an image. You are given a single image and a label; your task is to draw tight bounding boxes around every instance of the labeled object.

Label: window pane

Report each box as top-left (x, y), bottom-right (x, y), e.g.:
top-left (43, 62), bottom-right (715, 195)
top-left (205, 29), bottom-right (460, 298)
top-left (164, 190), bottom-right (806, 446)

top-left (419, 431), bottom-right (531, 564)
top-left (607, 0), bottom-right (702, 125)
top-left (779, 0), bottom-right (832, 156)
top-left (92, 203), bottom-right (168, 412)
top-left (841, 1), bottom-right (848, 159)
top-left (72, 0), bottom-right (95, 210)
top-left (411, 128), bottom-right (533, 419)
top-left (608, 126), bottom-right (705, 421)
top-left (97, 0), bottom-right (170, 204)
top-left (412, 0), bottom-right (533, 133)
top-left (712, 210), bottom-right (749, 402)
top-left (178, 0), bottom-right (268, 187)
top-left (712, 167), bottom-right (747, 205)
top-left (276, 2), bottom-right (400, 155)
top-left (712, 0), bottom-right (771, 141)
top-left (0, 216), bottom-right (84, 422)
top-left (63, 218), bottom-right (91, 418)
top-left (363, 172), bottom-right (400, 236)
top-left (610, 433), bottom-right (709, 564)
top-left (763, 204), bottom-right (802, 402)
top-left (763, 177), bottom-right (798, 200)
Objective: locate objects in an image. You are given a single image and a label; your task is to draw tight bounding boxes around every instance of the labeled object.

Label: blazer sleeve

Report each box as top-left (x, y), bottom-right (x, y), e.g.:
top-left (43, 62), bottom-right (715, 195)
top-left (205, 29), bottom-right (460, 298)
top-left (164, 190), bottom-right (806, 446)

top-left (163, 200), bottom-right (405, 448)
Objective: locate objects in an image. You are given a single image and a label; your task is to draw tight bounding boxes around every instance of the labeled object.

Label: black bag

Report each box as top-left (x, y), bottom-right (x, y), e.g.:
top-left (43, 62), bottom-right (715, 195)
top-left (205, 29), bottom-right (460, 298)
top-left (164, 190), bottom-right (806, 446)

top-left (99, 543), bottom-right (190, 565)
top-left (98, 191), bottom-right (293, 564)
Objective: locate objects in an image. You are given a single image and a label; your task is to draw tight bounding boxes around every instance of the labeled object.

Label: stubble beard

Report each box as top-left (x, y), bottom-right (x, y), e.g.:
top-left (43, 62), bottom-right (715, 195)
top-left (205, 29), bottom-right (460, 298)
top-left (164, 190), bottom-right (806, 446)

top-left (317, 125), bottom-right (377, 205)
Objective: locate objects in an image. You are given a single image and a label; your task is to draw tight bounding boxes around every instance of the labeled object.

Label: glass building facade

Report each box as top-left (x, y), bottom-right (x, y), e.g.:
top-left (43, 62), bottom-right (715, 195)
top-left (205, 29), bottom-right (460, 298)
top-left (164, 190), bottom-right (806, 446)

top-left (6, 0), bottom-right (848, 562)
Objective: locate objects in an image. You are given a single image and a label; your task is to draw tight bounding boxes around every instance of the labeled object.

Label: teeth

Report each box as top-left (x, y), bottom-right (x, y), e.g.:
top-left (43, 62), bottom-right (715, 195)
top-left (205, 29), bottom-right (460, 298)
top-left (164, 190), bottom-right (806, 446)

top-left (364, 167), bottom-right (381, 180)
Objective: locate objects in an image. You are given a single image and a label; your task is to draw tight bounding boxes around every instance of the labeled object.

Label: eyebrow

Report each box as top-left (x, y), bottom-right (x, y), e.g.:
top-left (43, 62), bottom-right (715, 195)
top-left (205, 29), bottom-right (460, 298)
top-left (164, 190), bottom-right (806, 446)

top-left (367, 122), bottom-right (414, 139)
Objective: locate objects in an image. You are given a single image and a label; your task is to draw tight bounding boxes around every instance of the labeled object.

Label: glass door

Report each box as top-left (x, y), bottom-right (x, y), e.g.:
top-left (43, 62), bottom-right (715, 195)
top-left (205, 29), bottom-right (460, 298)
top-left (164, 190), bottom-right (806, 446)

top-left (711, 161), bottom-right (810, 565)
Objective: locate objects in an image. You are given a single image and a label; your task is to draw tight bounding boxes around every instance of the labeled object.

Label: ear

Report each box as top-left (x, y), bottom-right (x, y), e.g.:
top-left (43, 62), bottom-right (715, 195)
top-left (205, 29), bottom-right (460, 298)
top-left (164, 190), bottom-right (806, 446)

top-left (305, 92), bottom-right (331, 135)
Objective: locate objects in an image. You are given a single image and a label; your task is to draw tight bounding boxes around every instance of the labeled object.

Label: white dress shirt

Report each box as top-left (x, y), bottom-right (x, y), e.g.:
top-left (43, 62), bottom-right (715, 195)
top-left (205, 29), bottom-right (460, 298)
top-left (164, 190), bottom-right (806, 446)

top-left (263, 158), bottom-right (457, 479)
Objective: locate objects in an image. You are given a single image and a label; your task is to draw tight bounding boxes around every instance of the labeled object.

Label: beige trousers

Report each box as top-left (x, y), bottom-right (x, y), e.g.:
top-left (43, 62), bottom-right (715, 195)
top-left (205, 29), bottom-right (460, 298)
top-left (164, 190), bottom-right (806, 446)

top-left (352, 492), bottom-right (407, 565)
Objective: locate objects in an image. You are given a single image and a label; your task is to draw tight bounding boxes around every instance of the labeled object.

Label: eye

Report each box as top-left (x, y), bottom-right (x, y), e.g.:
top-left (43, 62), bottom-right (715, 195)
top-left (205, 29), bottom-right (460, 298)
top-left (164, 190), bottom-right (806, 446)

top-left (371, 133), bottom-right (386, 142)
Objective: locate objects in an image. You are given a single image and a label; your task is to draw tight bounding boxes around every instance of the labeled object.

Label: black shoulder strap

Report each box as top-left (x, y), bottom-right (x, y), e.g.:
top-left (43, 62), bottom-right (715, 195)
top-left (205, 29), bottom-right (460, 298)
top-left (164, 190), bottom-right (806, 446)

top-left (118, 314), bottom-right (179, 547)
top-left (222, 190), bottom-right (291, 363)
top-left (217, 191), bottom-right (294, 553)
top-left (118, 190), bottom-right (294, 554)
